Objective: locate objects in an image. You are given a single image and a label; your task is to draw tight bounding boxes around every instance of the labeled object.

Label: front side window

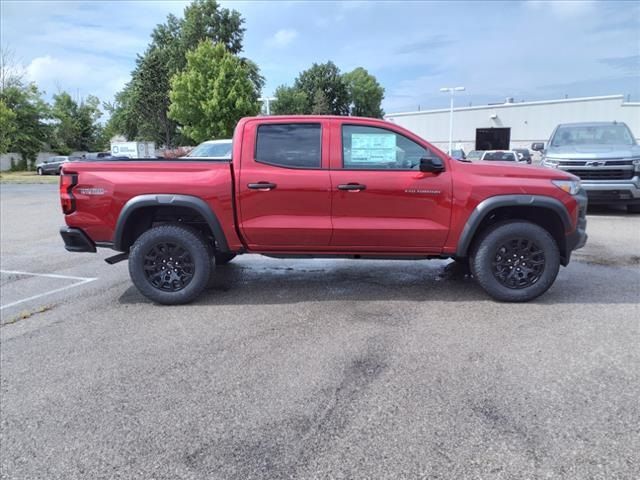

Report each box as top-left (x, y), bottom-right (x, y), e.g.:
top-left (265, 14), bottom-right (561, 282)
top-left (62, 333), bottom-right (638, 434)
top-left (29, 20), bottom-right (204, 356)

top-left (342, 125), bottom-right (428, 170)
top-left (256, 123), bottom-right (321, 168)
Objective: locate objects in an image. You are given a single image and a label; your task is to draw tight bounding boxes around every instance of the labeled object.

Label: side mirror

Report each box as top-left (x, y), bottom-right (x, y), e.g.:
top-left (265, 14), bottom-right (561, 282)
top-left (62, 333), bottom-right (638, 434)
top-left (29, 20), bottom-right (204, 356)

top-left (531, 142), bottom-right (544, 151)
top-left (420, 157), bottom-right (445, 173)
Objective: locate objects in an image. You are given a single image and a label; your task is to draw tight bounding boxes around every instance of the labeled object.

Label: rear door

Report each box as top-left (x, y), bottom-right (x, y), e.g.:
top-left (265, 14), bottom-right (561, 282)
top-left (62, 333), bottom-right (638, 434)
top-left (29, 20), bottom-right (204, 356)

top-left (237, 119), bottom-right (332, 249)
top-left (329, 122), bottom-right (452, 250)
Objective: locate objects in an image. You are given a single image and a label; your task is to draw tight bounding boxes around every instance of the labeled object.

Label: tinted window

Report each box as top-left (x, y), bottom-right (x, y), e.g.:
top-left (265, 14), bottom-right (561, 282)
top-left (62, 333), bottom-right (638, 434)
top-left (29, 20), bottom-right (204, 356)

top-left (342, 125), bottom-right (427, 170)
top-left (256, 124), bottom-right (321, 168)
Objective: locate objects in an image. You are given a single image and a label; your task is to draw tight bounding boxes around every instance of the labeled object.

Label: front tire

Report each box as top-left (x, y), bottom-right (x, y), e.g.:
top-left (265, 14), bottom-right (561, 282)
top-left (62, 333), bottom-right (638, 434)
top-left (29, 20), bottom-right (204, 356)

top-left (128, 224), bottom-right (211, 305)
top-left (470, 221), bottom-right (560, 302)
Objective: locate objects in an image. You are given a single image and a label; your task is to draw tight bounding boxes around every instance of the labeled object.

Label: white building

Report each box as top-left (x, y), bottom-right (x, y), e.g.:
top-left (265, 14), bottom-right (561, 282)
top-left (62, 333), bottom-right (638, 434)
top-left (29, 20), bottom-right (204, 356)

top-left (385, 94), bottom-right (640, 154)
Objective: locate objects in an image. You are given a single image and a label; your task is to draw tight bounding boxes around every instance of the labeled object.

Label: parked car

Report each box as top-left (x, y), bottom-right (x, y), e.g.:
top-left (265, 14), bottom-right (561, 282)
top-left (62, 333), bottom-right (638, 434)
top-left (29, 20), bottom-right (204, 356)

top-left (480, 150), bottom-right (520, 162)
top-left (534, 121), bottom-right (640, 212)
top-left (448, 149), bottom-right (466, 160)
top-left (36, 156), bottom-right (70, 175)
top-left (181, 139), bottom-right (232, 160)
top-left (60, 115), bottom-right (587, 305)
top-left (466, 150), bottom-right (483, 161)
top-left (513, 148), bottom-right (533, 164)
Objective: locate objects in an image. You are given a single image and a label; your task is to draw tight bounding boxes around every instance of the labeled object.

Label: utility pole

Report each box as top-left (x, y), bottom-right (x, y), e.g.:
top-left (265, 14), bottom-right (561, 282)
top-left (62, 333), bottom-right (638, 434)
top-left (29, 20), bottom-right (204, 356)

top-left (440, 86), bottom-right (465, 154)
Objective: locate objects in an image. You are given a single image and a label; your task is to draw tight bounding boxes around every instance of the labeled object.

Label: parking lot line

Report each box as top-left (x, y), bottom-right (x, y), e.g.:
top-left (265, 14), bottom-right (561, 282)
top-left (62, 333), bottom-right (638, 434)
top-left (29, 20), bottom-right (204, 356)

top-left (0, 270), bottom-right (98, 311)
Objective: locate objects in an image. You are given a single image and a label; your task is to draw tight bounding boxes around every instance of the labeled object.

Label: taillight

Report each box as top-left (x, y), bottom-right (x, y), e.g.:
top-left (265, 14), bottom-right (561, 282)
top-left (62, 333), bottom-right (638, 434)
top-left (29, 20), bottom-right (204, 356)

top-left (60, 173), bottom-right (78, 214)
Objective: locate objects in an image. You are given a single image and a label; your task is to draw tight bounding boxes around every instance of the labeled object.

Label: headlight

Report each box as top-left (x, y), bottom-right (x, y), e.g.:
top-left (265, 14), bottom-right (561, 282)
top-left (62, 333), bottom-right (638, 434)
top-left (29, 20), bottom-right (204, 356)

top-left (552, 179), bottom-right (581, 195)
top-left (542, 157), bottom-right (560, 168)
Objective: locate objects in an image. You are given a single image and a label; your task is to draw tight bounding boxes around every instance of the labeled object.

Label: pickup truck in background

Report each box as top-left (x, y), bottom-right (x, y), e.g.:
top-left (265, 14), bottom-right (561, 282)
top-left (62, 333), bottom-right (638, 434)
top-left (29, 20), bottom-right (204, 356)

top-left (533, 121), bottom-right (640, 212)
top-left (60, 115), bottom-right (587, 305)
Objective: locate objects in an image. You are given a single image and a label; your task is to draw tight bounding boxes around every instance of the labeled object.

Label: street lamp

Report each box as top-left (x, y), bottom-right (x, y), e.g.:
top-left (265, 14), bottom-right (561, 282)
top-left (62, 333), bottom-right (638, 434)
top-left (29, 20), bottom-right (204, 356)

top-left (259, 96), bottom-right (276, 116)
top-left (440, 86), bottom-right (465, 154)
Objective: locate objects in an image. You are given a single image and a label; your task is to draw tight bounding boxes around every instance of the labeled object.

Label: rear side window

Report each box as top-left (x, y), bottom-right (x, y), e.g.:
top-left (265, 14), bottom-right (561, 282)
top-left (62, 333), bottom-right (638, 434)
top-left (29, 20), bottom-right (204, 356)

top-left (256, 123), bottom-right (321, 169)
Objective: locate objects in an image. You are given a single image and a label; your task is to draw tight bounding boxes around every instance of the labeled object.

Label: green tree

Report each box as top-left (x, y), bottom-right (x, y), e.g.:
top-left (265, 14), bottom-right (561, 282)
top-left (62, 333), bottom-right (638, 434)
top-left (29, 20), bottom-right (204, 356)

top-left (0, 83), bottom-right (50, 169)
top-left (108, 0), bottom-right (258, 146)
top-left (169, 42), bottom-right (260, 142)
top-left (294, 61), bottom-right (350, 115)
top-left (311, 90), bottom-right (331, 115)
top-left (271, 85), bottom-right (308, 115)
top-left (103, 86), bottom-right (139, 141)
top-left (50, 92), bottom-right (103, 153)
top-left (0, 99), bottom-right (17, 154)
top-left (343, 67), bottom-right (384, 118)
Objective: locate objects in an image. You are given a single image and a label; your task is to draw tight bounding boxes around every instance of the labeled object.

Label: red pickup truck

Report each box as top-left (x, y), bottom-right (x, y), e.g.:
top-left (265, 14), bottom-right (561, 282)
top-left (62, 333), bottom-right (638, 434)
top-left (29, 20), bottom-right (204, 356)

top-left (60, 115), bottom-right (587, 304)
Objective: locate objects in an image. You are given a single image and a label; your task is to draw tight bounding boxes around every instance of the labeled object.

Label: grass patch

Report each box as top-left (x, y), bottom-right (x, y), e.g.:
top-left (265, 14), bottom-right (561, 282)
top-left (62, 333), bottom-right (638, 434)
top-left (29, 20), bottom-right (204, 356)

top-left (0, 171), bottom-right (60, 184)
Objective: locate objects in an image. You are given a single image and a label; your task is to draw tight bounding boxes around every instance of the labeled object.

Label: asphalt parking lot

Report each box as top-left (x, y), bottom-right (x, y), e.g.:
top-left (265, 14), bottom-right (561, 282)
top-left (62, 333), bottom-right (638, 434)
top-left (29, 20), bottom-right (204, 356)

top-left (1, 183), bottom-right (639, 479)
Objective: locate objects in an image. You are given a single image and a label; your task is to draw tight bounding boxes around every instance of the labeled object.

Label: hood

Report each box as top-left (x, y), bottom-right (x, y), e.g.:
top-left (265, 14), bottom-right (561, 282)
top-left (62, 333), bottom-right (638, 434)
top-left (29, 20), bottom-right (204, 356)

top-left (545, 144), bottom-right (640, 159)
top-left (460, 161), bottom-right (576, 180)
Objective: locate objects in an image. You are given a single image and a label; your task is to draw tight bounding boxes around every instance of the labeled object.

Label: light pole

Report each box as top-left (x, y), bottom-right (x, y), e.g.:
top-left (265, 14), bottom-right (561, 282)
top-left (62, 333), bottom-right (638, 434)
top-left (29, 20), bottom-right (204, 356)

top-left (259, 96), bottom-right (276, 116)
top-left (440, 86), bottom-right (465, 154)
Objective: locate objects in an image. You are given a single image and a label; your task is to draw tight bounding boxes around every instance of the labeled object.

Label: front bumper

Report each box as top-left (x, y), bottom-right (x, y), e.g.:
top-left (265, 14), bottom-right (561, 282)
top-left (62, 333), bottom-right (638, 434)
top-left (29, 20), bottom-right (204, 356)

top-left (580, 177), bottom-right (640, 204)
top-left (60, 227), bottom-right (96, 253)
top-left (566, 189), bottom-right (588, 256)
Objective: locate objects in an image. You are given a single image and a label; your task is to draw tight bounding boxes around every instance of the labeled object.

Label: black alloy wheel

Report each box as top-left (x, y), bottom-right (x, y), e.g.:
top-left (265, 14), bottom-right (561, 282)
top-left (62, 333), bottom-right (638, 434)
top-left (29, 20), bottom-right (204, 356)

top-left (491, 238), bottom-right (545, 289)
top-left (143, 242), bottom-right (195, 292)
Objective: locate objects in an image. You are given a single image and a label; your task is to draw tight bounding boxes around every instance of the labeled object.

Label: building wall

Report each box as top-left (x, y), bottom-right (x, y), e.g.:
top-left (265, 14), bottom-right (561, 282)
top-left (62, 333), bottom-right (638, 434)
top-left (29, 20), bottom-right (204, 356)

top-left (385, 95), bottom-right (640, 155)
top-left (0, 152), bottom-right (59, 171)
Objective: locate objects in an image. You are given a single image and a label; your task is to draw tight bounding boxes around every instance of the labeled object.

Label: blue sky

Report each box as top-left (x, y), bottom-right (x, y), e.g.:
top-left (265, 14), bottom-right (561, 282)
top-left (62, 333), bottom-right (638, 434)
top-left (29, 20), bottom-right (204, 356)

top-left (2, 0), bottom-right (639, 113)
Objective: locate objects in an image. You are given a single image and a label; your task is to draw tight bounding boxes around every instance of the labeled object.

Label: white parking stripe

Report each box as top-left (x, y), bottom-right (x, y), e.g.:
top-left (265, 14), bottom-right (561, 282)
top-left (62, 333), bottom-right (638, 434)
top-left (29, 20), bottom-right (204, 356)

top-left (0, 270), bottom-right (97, 311)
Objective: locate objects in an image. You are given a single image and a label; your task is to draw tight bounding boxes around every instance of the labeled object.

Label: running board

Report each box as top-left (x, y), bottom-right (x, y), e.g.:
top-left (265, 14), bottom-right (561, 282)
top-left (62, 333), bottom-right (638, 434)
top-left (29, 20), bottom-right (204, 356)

top-left (104, 253), bottom-right (129, 265)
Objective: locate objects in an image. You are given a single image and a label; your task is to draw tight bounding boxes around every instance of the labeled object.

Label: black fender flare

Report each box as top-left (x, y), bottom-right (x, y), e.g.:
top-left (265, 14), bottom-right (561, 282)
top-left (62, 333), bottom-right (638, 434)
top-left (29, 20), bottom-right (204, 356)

top-left (113, 194), bottom-right (229, 252)
top-left (456, 194), bottom-right (571, 258)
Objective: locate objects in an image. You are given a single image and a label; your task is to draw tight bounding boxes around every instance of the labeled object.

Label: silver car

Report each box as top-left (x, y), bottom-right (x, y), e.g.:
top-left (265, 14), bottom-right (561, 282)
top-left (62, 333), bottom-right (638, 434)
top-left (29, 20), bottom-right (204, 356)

top-left (534, 122), bottom-right (640, 212)
top-left (36, 156), bottom-right (70, 175)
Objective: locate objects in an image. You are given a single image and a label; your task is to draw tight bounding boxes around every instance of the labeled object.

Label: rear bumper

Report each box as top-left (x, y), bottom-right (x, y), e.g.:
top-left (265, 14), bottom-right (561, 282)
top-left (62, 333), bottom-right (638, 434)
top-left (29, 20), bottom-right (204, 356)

top-left (60, 227), bottom-right (96, 253)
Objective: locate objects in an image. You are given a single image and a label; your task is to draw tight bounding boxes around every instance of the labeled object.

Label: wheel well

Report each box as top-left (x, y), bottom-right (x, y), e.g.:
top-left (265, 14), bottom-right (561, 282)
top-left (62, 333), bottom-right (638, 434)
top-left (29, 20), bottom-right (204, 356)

top-left (468, 206), bottom-right (567, 260)
top-left (119, 206), bottom-right (216, 253)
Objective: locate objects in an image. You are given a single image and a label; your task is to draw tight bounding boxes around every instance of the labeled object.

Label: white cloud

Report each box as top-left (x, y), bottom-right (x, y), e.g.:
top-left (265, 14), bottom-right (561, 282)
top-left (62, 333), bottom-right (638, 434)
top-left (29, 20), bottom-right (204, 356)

top-left (267, 29), bottom-right (298, 48)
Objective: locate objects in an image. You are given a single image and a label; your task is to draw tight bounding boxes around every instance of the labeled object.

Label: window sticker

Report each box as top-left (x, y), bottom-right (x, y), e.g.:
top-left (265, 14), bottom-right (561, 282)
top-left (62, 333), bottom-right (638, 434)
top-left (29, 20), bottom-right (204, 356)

top-left (350, 133), bottom-right (397, 163)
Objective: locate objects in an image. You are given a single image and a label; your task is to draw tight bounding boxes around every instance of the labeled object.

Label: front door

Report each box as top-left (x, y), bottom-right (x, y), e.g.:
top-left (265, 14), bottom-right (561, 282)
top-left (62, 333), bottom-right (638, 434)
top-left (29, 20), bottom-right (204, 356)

top-left (330, 123), bottom-right (452, 250)
top-left (238, 121), bottom-right (332, 249)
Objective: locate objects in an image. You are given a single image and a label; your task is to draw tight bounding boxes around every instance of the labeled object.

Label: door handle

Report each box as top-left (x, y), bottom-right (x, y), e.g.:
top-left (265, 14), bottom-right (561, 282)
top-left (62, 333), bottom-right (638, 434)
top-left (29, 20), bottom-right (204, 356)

top-left (337, 183), bottom-right (366, 192)
top-left (247, 182), bottom-right (277, 191)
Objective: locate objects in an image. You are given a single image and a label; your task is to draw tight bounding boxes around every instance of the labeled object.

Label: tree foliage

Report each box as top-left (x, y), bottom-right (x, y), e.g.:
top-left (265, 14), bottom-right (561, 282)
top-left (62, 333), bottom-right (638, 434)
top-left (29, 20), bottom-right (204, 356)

top-left (0, 83), bottom-right (50, 168)
top-left (293, 62), bottom-right (350, 115)
top-left (169, 42), bottom-right (260, 142)
top-left (50, 92), bottom-right (103, 153)
top-left (343, 67), bottom-right (385, 118)
top-left (271, 62), bottom-right (384, 117)
top-left (271, 85), bottom-right (308, 115)
top-left (108, 0), bottom-right (258, 146)
top-left (0, 99), bottom-right (17, 154)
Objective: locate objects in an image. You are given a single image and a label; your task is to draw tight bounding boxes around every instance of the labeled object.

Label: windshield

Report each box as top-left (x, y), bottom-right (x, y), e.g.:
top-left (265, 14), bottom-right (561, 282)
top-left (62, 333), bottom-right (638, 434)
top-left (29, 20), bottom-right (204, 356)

top-left (467, 151), bottom-right (482, 160)
top-left (188, 141), bottom-right (232, 158)
top-left (551, 124), bottom-right (635, 147)
top-left (483, 151), bottom-right (516, 161)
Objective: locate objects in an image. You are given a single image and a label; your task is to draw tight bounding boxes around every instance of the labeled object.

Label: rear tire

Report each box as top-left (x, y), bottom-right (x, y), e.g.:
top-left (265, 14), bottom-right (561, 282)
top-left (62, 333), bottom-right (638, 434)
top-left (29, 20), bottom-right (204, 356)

top-left (214, 252), bottom-right (236, 265)
top-left (470, 221), bottom-right (560, 302)
top-left (627, 204), bottom-right (640, 214)
top-left (128, 224), bottom-right (211, 305)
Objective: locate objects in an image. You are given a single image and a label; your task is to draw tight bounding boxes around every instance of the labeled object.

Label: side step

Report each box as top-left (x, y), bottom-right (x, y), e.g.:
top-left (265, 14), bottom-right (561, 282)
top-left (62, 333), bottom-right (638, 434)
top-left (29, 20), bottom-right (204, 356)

top-left (104, 252), bottom-right (129, 265)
